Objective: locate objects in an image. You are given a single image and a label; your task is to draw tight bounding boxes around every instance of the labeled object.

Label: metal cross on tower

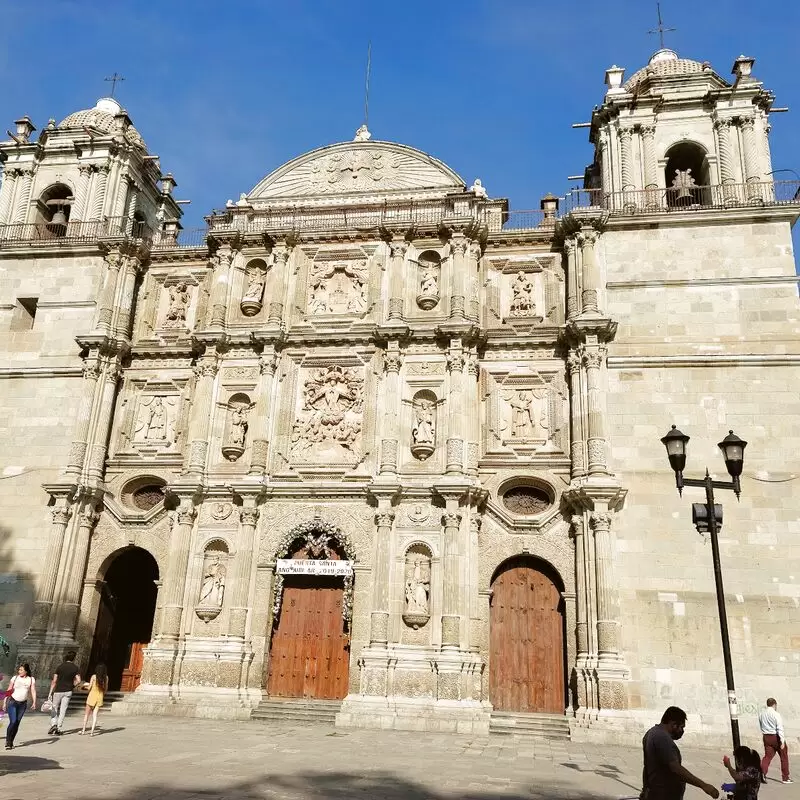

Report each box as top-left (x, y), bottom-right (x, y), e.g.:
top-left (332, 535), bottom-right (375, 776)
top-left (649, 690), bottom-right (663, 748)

top-left (104, 72), bottom-right (126, 97)
top-left (648, 2), bottom-right (676, 49)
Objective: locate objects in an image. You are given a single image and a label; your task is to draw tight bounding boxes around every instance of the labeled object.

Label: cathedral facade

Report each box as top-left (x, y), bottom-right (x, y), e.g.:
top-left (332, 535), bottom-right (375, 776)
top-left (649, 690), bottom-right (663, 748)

top-left (0, 48), bottom-right (797, 745)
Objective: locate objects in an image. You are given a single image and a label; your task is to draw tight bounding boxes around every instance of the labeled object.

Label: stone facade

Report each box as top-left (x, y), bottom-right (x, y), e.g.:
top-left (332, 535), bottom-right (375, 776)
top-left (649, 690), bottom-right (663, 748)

top-left (0, 50), bottom-right (797, 745)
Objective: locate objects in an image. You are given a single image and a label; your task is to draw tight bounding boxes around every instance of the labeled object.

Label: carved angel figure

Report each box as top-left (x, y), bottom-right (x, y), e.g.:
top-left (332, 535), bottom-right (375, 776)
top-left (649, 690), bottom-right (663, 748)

top-left (412, 398), bottom-right (436, 445)
top-left (243, 268), bottom-right (266, 302)
top-left (164, 282), bottom-right (190, 327)
top-left (199, 556), bottom-right (226, 607)
top-left (509, 271), bottom-right (535, 316)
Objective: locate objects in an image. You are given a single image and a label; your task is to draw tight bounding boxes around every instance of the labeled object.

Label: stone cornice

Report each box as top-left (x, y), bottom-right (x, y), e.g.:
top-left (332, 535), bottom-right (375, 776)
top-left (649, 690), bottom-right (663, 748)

top-left (608, 354), bottom-right (800, 368)
top-left (0, 366), bottom-right (83, 379)
top-left (607, 275), bottom-right (800, 290)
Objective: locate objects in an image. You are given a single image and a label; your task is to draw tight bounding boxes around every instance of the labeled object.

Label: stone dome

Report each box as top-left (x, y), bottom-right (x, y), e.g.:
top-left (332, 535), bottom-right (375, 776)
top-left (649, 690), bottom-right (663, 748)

top-left (624, 49), bottom-right (727, 92)
top-left (58, 97), bottom-right (146, 150)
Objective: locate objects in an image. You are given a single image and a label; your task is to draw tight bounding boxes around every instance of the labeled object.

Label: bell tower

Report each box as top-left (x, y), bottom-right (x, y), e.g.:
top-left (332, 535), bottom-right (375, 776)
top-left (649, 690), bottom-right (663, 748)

top-left (585, 49), bottom-right (777, 208)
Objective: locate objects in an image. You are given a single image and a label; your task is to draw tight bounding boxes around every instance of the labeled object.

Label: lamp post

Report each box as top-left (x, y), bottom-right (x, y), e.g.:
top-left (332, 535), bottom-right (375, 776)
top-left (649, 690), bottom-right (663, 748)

top-left (660, 425), bottom-right (748, 750)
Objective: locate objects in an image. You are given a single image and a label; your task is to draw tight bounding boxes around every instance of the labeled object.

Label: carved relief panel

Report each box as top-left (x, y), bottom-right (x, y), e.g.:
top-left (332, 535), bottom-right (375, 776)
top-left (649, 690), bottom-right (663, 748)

top-left (157, 277), bottom-right (198, 331)
top-left (481, 365), bottom-right (569, 462)
top-left (240, 257), bottom-right (267, 316)
top-left (401, 359), bottom-right (446, 472)
top-left (306, 248), bottom-right (370, 316)
top-left (486, 254), bottom-right (563, 327)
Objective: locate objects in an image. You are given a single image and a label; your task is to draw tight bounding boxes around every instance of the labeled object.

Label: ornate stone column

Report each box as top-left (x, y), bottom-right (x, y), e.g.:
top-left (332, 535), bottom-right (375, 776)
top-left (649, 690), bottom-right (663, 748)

top-left (28, 498), bottom-right (73, 632)
top-left (114, 253), bottom-right (141, 338)
top-left (209, 245), bottom-right (234, 329)
top-left (571, 515), bottom-right (589, 661)
top-left (66, 357), bottom-right (102, 476)
top-left (618, 126), bottom-right (635, 200)
top-left (90, 164), bottom-right (110, 221)
top-left (159, 499), bottom-right (198, 640)
top-left (465, 349), bottom-right (480, 476)
top-left (640, 124), bottom-right (658, 207)
top-left (565, 238), bottom-right (579, 320)
top-left (582, 346), bottom-right (608, 475)
top-left (445, 342), bottom-right (465, 475)
top-left (578, 228), bottom-right (599, 315)
top-left (714, 119), bottom-right (737, 205)
top-left (740, 116), bottom-right (763, 201)
top-left (187, 356), bottom-right (218, 475)
top-left (379, 343), bottom-right (403, 475)
top-left (57, 498), bottom-right (100, 635)
top-left (248, 350), bottom-right (278, 475)
top-left (466, 241), bottom-right (481, 322)
top-left (94, 248), bottom-right (123, 334)
top-left (387, 238), bottom-right (408, 320)
top-left (440, 508), bottom-right (463, 649)
top-left (228, 504), bottom-right (260, 638)
top-left (0, 168), bottom-right (19, 224)
top-left (267, 245), bottom-right (290, 324)
top-left (71, 164), bottom-right (94, 221)
top-left (590, 512), bottom-right (622, 664)
top-left (598, 130), bottom-right (612, 196)
top-left (369, 508), bottom-right (395, 645)
top-left (86, 362), bottom-right (121, 482)
top-left (12, 168), bottom-right (33, 224)
top-left (567, 351), bottom-right (586, 479)
top-left (449, 235), bottom-right (467, 319)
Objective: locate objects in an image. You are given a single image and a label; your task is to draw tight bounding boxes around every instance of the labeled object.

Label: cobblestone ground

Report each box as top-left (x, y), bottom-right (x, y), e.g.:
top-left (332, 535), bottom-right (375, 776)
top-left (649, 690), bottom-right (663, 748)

top-left (2, 712), bottom-right (798, 800)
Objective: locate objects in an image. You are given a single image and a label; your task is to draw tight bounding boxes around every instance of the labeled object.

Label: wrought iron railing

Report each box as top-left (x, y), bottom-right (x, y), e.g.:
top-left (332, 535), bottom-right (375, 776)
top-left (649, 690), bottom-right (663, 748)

top-left (0, 216), bottom-right (152, 246)
top-left (561, 180), bottom-right (800, 216)
top-left (151, 227), bottom-right (208, 249)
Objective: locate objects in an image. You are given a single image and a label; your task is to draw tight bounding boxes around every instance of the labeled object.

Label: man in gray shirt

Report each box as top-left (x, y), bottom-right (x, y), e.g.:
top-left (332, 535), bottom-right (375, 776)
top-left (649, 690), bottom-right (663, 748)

top-left (642, 707), bottom-right (719, 800)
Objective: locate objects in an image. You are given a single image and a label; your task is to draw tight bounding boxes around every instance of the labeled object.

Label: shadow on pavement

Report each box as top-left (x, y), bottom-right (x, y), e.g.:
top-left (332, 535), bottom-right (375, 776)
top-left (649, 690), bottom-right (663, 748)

top-left (0, 755), bottom-right (63, 776)
top-left (57, 769), bottom-right (629, 800)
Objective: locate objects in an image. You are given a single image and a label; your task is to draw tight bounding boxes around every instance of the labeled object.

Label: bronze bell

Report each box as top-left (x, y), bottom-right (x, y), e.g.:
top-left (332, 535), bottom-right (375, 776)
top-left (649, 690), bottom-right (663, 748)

top-left (47, 207), bottom-right (68, 235)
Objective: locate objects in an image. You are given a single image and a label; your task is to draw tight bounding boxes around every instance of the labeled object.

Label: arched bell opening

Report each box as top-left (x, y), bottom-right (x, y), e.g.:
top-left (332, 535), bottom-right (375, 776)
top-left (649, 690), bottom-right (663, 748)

top-left (35, 183), bottom-right (74, 237)
top-left (664, 142), bottom-right (710, 207)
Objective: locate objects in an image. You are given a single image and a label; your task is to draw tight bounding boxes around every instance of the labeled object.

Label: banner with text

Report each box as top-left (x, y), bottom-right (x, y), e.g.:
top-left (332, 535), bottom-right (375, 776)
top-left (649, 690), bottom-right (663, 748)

top-left (276, 559), bottom-right (353, 576)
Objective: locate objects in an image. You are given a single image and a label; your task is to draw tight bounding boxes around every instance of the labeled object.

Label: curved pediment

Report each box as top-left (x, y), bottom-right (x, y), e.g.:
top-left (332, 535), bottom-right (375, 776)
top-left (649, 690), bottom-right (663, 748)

top-left (248, 140), bottom-right (465, 201)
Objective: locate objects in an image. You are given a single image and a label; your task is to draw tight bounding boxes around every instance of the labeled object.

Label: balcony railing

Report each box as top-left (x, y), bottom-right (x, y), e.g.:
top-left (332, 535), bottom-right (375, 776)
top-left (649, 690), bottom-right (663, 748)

top-left (0, 216), bottom-right (152, 246)
top-left (562, 180), bottom-right (800, 216)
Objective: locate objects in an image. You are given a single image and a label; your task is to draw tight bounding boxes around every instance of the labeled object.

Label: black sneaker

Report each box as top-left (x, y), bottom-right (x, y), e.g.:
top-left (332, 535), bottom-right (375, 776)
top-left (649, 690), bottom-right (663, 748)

top-left (5, 743), bottom-right (12, 750)
top-left (55, 729), bottom-right (63, 736)
top-left (47, 725), bottom-right (57, 735)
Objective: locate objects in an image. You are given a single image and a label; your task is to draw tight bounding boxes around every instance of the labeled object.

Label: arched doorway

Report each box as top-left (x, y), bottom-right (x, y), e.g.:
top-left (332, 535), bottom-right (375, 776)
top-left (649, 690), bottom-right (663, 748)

top-left (664, 141), bottom-right (710, 207)
top-left (89, 547), bottom-right (159, 692)
top-left (489, 556), bottom-right (566, 714)
top-left (266, 524), bottom-right (353, 700)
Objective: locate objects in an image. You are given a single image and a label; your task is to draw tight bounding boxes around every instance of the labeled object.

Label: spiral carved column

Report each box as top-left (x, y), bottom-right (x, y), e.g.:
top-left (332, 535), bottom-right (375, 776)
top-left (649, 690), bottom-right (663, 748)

top-left (618, 126), bottom-right (635, 203)
top-left (12, 168), bottom-right (33, 224)
top-left (0, 168), bottom-right (18, 224)
top-left (740, 116), bottom-right (763, 202)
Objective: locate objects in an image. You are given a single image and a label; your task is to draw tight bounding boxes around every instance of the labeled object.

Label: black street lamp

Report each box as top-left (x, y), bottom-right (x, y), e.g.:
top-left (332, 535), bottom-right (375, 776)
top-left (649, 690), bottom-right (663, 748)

top-left (660, 425), bottom-right (748, 750)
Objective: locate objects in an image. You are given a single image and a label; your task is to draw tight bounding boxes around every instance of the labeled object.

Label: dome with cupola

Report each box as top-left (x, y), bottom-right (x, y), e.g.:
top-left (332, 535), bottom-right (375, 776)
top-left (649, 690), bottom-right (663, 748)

top-left (624, 48), bottom-right (729, 93)
top-left (58, 97), bottom-right (146, 150)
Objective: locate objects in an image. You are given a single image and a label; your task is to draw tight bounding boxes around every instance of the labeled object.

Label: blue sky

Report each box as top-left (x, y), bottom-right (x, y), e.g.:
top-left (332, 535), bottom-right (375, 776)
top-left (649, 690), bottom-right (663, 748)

top-left (1, 0), bottom-right (798, 234)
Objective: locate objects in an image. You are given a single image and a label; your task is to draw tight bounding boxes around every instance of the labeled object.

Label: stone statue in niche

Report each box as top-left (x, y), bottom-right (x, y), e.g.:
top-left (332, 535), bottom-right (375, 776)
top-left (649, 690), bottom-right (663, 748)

top-left (508, 271), bottom-right (536, 317)
top-left (164, 282), bottom-right (190, 327)
top-left (133, 395), bottom-right (177, 444)
top-left (402, 548), bottom-right (432, 629)
top-left (308, 261), bottom-right (368, 315)
top-left (222, 396), bottom-right (254, 461)
top-left (290, 365), bottom-right (365, 460)
top-left (241, 266), bottom-right (266, 316)
top-left (504, 389), bottom-right (549, 442)
top-left (416, 252), bottom-right (441, 310)
top-left (410, 394), bottom-right (436, 461)
top-left (199, 555), bottom-right (226, 607)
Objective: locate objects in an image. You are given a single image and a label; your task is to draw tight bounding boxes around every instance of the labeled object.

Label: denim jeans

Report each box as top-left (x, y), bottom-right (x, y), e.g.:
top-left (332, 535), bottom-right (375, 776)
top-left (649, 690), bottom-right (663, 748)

top-left (6, 698), bottom-right (27, 745)
top-left (51, 690), bottom-right (72, 730)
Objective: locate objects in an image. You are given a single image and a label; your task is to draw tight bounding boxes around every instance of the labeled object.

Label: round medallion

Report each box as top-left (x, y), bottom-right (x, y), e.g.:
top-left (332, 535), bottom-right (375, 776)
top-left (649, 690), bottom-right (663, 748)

top-left (502, 486), bottom-right (551, 516)
top-left (132, 485), bottom-right (165, 511)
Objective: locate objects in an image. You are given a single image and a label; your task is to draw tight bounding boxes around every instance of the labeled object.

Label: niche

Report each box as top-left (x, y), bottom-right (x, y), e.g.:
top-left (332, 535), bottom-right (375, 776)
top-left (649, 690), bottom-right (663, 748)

top-left (36, 183), bottom-right (73, 237)
top-left (402, 543), bottom-right (432, 629)
top-left (410, 389), bottom-right (437, 461)
top-left (196, 539), bottom-right (229, 622)
top-left (222, 392), bottom-right (253, 462)
top-left (241, 258), bottom-right (267, 316)
top-left (416, 250), bottom-right (441, 310)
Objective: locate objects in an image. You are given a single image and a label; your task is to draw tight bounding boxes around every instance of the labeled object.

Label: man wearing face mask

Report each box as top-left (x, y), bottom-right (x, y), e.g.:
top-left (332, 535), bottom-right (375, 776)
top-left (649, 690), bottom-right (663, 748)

top-left (641, 706), bottom-right (720, 800)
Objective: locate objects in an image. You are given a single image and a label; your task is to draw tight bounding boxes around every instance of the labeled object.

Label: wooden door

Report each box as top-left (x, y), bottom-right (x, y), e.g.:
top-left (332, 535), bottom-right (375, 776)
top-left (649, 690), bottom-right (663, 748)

top-left (489, 559), bottom-right (565, 714)
top-left (120, 641), bottom-right (146, 692)
top-left (267, 575), bottom-right (350, 699)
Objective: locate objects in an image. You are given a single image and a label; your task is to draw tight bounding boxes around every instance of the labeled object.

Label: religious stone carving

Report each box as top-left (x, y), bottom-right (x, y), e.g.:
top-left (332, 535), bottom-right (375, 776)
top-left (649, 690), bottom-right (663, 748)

top-left (410, 390), bottom-right (437, 461)
top-left (163, 282), bottom-right (190, 328)
top-left (403, 545), bottom-right (432, 629)
top-left (504, 389), bottom-right (549, 442)
top-left (290, 365), bottom-right (365, 460)
top-left (508, 271), bottom-right (539, 318)
top-left (133, 395), bottom-right (177, 445)
top-left (308, 260), bottom-right (368, 315)
top-left (196, 540), bottom-right (229, 622)
top-left (222, 394), bottom-right (254, 462)
top-left (241, 263), bottom-right (266, 316)
top-left (416, 251), bottom-right (441, 310)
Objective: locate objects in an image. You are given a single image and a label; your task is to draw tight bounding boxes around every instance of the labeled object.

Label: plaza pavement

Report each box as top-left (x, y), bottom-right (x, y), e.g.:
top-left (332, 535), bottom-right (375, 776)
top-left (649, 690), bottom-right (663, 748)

top-left (2, 711), bottom-right (798, 800)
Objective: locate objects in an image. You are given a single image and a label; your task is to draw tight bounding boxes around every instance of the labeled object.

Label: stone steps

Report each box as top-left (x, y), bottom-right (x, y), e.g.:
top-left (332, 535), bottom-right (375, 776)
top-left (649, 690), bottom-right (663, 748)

top-left (251, 698), bottom-right (342, 726)
top-left (65, 690), bottom-right (126, 713)
top-left (489, 711), bottom-right (571, 740)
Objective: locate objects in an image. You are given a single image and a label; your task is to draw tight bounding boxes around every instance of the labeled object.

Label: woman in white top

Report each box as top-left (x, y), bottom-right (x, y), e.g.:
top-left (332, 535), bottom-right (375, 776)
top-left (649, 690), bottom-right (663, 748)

top-left (4, 663), bottom-right (37, 749)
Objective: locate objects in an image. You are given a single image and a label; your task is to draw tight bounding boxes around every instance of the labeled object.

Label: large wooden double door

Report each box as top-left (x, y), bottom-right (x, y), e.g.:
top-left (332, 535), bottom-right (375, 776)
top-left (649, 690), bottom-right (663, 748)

top-left (267, 574), bottom-right (350, 699)
top-left (489, 557), bottom-right (565, 714)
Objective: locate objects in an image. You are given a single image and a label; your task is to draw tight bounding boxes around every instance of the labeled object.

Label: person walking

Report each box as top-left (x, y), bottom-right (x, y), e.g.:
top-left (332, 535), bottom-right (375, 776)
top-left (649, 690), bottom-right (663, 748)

top-left (79, 663), bottom-right (108, 737)
top-left (3, 663), bottom-right (37, 750)
top-left (48, 650), bottom-right (81, 736)
top-left (641, 706), bottom-right (719, 800)
top-left (759, 697), bottom-right (792, 784)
